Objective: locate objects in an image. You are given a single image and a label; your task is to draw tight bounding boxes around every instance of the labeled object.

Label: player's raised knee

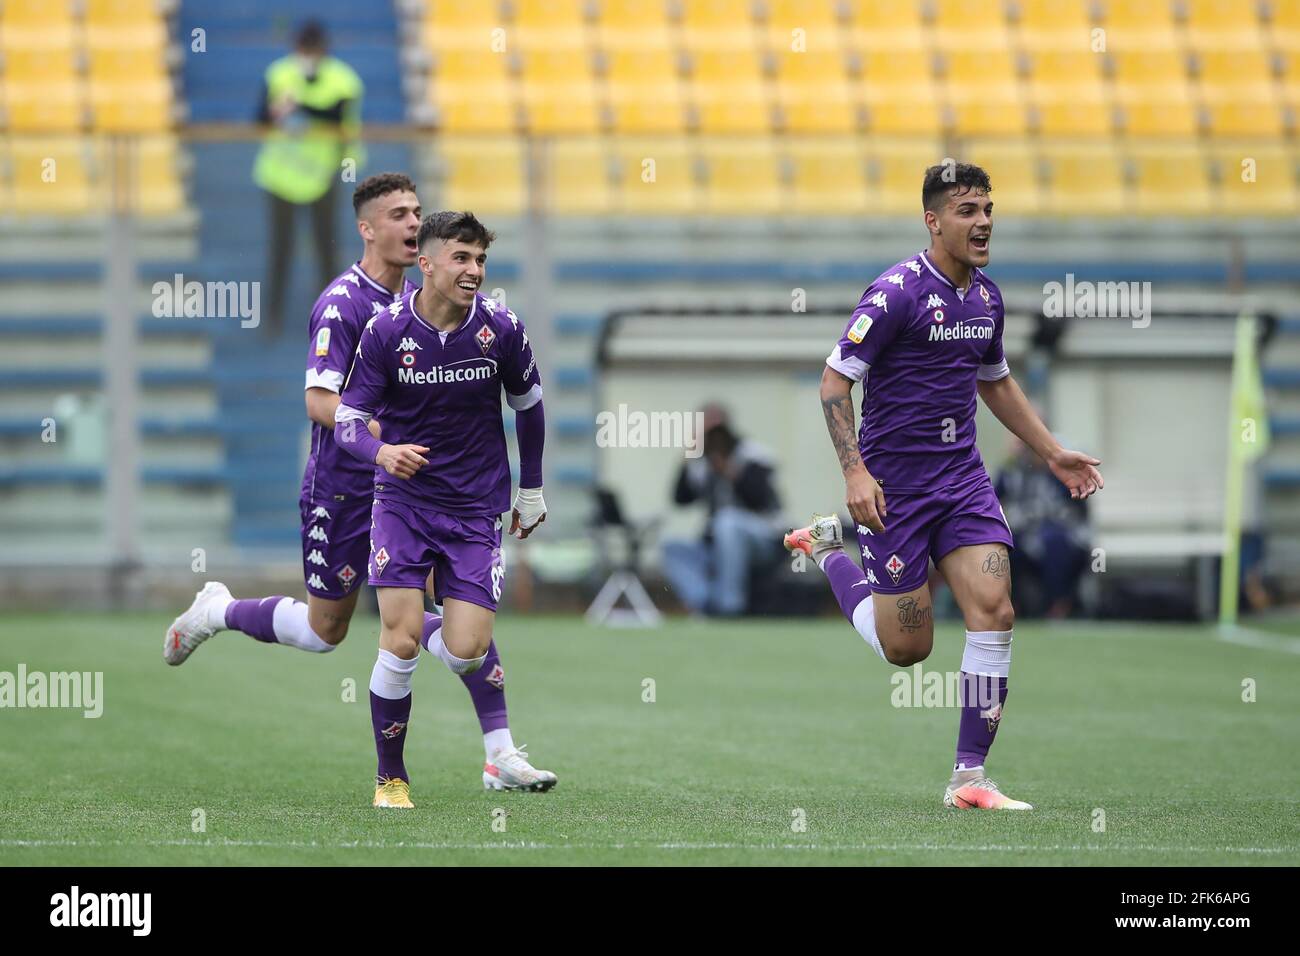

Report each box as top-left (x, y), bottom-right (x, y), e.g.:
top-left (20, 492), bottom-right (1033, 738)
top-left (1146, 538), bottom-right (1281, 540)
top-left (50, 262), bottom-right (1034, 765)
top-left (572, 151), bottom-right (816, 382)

top-left (967, 596), bottom-right (1015, 632)
top-left (883, 642), bottom-right (931, 667)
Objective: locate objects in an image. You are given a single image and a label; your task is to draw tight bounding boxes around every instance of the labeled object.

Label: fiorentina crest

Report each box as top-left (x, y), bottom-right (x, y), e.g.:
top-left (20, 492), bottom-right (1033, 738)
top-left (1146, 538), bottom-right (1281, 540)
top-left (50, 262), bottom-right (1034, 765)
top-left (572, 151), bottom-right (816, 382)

top-left (380, 720), bottom-right (407, 739)
top-left (484, 664), bottom-right (505, 690)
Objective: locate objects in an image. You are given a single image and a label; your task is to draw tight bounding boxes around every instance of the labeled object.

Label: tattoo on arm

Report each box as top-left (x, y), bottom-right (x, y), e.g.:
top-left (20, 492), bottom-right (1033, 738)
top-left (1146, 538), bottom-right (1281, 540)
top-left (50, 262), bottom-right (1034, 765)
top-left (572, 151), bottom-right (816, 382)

top-left (896, 597), bottom-right (932, 633)
top-left (821, 392), bottom-right (864, 476)
top-left (980, 550), bottom-right (1010, 579)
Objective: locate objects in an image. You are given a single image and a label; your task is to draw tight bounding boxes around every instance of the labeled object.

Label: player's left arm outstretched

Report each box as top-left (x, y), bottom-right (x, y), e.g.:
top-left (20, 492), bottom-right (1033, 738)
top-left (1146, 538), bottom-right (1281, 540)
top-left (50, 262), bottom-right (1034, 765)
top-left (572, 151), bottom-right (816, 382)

top-left (501, 311), bottom-right (547, 539)
top-left (977, 373), bottom-right (1103, 500)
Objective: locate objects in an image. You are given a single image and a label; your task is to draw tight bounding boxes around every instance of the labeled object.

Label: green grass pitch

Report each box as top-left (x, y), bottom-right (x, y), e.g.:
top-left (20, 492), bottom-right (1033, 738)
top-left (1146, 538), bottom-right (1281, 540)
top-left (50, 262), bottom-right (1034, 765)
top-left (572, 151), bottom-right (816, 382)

top-left (1, 611), bottom-right (1298, 866)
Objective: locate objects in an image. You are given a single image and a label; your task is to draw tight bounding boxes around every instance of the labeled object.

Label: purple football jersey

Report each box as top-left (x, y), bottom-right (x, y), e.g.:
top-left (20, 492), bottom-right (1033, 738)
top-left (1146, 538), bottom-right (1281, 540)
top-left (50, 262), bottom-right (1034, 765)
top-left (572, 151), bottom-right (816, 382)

top-left (302, 263), bottom-right (418, 502)
top-left (826, 250), bottom-right (1008, 494)
top-left (338, 291), bottom-right (543, 515)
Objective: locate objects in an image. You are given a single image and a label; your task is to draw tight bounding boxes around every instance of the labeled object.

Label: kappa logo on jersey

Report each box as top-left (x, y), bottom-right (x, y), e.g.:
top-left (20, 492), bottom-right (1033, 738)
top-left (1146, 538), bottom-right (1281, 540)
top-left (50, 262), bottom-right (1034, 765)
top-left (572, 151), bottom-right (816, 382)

top-left (307, 573), bottom-right (326, 590)
top-left (307, 549), bottom-right (327, 567)
top-left (308, 525), bottom-right (329, 543)
top-left (322, 304), bottom-right (342, 321)
top-left (389, 300), bottom-right (402, 316)
top-left (904, 259), bottom-right (922, 275)
top-left (327, 284), bottom-right (351, 298)
top-left (862, 544), bottom-right (875, 561)
top-left (484, 664), bottom-right (505, 690)
top-left (885, 553), bottom-right (905, 584)
top-left (856, 524), bottom-right (874, 536)
top-left (475, 324), bottom-right (496, 354)
top-left (311, 506), bottom-right (332, 520)
top-left (344, 272), bottom-right (360, 286)
top-left (396, 337), bottom-right (422, 367)
top-left (866, 568), bottom-right (880, 586)
top-left (371, 301), bottom-right (385, 315)
top-left (867, 290), bottom-right (889, 312)
top-left (926, 294), bottom-right (947, 309)
top-left (338, 564), bottom-right (357, 589)
top-left (380, 720), bottom-right (407, 739)
top-left (315, 327), bottom-right (331, 356)
top-left (884, 273), bottom-right (905, 289)
top-left (848, 312), bottom-right (873, 343)
top-left (373, 546), bottom-right (390, 574)
top-left (506, 309), bottom-right (519, 330)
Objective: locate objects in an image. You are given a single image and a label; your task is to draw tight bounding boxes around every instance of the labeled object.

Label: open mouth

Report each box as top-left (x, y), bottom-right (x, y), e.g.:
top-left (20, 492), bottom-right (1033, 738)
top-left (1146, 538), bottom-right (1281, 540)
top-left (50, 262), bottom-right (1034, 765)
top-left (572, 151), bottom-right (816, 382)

top-left (456, 280), bottom-right (478, 293)
top-left (970, 235), bottom-right (990, 251)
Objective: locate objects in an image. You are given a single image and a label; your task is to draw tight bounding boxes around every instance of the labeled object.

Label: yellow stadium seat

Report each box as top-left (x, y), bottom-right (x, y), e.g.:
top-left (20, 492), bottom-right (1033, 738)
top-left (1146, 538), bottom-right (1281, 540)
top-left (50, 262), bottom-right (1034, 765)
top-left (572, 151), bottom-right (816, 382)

top-left (785, 139), bottom-right (870, 214)
top-left (90, 79), bottom-right (172, 131)
top-left (0, 19), bottom-right (77, 53)
top-left (1039, 143), bottom-right (1128, 216)
top-left (607, 81), bottom-right (688, 133)
top-left (1196, 49), bottom-right (1274, 92)
top-left (699, 138), bottom-right (783, 214)
top-left (84, 20), bottom-right (168, 52)
top-left (1098, 0), bottom-right (1178, 35)
top-left (127, 135), bottom-right (185, 216)
top-left (779, 78), bottom-right (858, 133)
top-left (88, 47), bottom-right (168, 82)
top-left (771, 45), bottom-right (848, 84)
top-left (522, 82), bottom-right (602, 134)
top-left (4, 79), bottom-right (84, 132)
top-left (1203, 88), bottom-right (1286, 138)
top-left (434, 49), bottom-right (511, 83)
top-left (1030, 82), bottom-right (1114, 136)
top-left (10, 137), bottom-right (95, 215)
top-left (1128, 144), bottom-right (1213, 214)
top-left (682, 0), bottom-right (757, 31)
top-left (764, 0), bottom-right (840, 50)
top-left (867, 139), bottom-right (945, 214)
top-left (1116, 84), bottom-right (1199, 136)
top-left (597, 0), bottom-right (672, 34)
top-left (546, 139), bottom-right (614, 214)
top-left (690, 47), bottom-right (772, 133)
top-left (934, 0), bottom-right (1010, 29)
top-left (862, 49), bottom-right (936, 87)
top-left (519, 47), bottom-right (596, 85)
top-left (2, 0), bottom-right (74, 24)
top-left (423, 4), bottom-right (505, 52)
top-left (846, 0), bottom-right (925, 31)
top-left (437, 138), bottom-right (525, 214)
top-left (1184, 0), bottom-right (1264, 50)
top-left (948, 85), bottom-right (1030, 137)
top-left (513, 0), bottom-right (589, 49)
top-left (1275, 1), bottom-right (1300, 50)
top-left (85, 0), bottom-right (158, 21)
top-left (943, 49), bottom-right (1020, 94)
top-left (1024, 50), bottom-right (1104, 85)
top-left (610, 138), bottom-right (700, 214)
top-left (3, 46), bottom-right (77, 81)
top-left (606, 47), bottom-right (678, 85)
top-left (962, 141), bottom-right (1044, 215)
top-left (1111, 50), bottom-right (1189, 85)
top-left (432, 79), bottom-right (518, 134)
top-left (1281, 50), bottom-right (1300, 104)
top-left (1210, 144), bottom-right (1298, 215)
top-left (1015, 0), bottom-right (1093, 48)
top-left (596, 24), bottom-right (675, 53)
top-left (862, 79), bottom-right (944, 135)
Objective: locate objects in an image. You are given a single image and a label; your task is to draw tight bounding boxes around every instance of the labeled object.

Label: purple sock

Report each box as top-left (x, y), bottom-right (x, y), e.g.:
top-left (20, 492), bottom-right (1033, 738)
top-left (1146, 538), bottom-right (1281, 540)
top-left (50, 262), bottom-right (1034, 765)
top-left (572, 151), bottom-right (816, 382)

top-left (420, 613), bottom-right (509, 734)
top-left (370, 690), bottom-right (413, 783)
top-left (954, 675), bottom-right (1009, 771)
top-left (224, 596), bottom-right (286, 644)
top-left (821, 551), bottom-right (872, 623)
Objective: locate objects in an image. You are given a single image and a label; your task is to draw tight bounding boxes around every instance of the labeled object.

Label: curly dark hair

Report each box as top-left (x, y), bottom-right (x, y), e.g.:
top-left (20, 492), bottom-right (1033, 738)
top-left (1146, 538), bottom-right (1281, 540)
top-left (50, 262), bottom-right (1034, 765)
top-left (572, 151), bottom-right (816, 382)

top-left (352, 172), bottom-right (418, 216)
top-left (922, 162), bottom-right (992, 212)
top-left (416, 211), bottom-right (496, 251)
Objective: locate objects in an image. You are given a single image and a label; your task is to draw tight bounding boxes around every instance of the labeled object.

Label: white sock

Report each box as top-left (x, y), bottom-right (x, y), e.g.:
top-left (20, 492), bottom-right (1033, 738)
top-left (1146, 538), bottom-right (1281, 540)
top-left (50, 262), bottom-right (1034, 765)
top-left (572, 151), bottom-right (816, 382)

top-left (424, 626), bottom-right (487, 675)
top-left (851, 596), bottom-right (888, 661)
top-left (272, 599), bottom-right (336, 652)
top-left (369, 648), bottom-right (419, 699)
top-left (961, 629), bottom-right (1012, 677)
top-left (484, 728), bottom-right (515, 760)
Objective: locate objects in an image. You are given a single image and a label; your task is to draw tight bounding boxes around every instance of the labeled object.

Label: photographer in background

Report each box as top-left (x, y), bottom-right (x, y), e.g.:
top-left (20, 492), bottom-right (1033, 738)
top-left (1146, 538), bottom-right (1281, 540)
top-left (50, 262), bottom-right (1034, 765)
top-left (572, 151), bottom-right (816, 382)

top-left (661, 404), bottom-right (783, 617)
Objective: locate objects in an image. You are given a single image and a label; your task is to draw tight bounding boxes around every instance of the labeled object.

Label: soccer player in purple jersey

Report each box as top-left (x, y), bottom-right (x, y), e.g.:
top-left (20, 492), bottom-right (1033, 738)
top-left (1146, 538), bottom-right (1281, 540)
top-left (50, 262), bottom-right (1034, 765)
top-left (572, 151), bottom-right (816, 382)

top-left (164, 176), bottom-right (555, 798)
top-left (785, 163), bottom-right (1103, 810)
top-left (332, 210), bottom-right (551, 808)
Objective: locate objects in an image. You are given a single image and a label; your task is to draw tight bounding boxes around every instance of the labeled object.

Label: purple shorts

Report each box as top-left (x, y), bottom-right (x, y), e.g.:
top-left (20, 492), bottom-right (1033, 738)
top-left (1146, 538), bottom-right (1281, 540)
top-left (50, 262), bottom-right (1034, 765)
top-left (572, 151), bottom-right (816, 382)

top-left (300, 495), bottom-right (371, 599)
top-left (854, 469), bottom-right (1013, 594)
top-left (368, 498), bottom-right (505, 612)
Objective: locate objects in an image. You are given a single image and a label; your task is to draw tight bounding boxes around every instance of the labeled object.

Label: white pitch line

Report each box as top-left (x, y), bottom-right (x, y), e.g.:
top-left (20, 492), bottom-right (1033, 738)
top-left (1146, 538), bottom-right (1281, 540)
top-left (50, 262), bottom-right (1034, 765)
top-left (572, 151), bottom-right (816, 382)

top-left (0, 838), bottom-right (1293, 855)
top-left (1217, 625), bottom-right (1300, 656)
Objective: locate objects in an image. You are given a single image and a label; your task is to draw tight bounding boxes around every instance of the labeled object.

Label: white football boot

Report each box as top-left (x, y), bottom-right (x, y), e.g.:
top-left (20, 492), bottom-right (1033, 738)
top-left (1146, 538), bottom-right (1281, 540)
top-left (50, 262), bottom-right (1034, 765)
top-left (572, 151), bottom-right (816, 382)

top-left (483, 745), bottom-right (558, 792)
top-left (164, 581), bottom-right (232, 666)
top-left (943, 770), bottom-right (1033, 810)
top-left (783, 513), bottom-right (844, 565)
